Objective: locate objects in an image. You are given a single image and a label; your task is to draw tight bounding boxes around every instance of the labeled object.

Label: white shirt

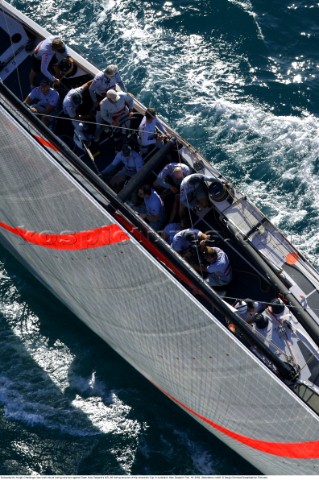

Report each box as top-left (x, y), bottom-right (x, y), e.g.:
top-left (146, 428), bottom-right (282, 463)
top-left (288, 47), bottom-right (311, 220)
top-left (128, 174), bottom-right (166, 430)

top-left (138, 116), bottom-right (166, 146)
top-left (89, 71), bottom-right (126, 101)
top-left (100, 92), bottom-right (134, 124)
top-left (33, 36), bottom-right (71, 82)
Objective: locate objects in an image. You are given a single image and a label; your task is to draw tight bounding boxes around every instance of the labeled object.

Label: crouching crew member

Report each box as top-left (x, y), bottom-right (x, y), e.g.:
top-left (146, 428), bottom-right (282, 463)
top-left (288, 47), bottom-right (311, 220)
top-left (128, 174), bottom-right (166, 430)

top-left (29, 36), bottom-right (74, 88)
top-left (179, 173), bottom-right (215, 217)
top-left (154, 163), bottom-right (192, 193)
top-left (201, 245), bottom-right (233, 288)
top-left (172, 228), bottom-right (210, 271)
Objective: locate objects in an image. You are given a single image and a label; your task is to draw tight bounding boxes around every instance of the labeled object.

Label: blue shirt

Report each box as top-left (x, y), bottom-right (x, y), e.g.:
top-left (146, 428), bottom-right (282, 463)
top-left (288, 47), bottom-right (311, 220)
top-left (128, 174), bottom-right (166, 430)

top-left (101, 150), bottom-right (144, 176)
top-left (144, 189), bottom-right (165, 218)
top-left (162, 222), bottom-right (181, 244)
top-left (172, 228), bottom-right (201, 252)
top-left (29, 86), bottom-right (59, 108)
top-left (180, 173), bottom-right (215, 206)
top-left (156, 163), bottom-right (192, 189)
top-left (206, 247), bottom-right (232, 286)
top-left (63, 86), bottom-right (85, 118)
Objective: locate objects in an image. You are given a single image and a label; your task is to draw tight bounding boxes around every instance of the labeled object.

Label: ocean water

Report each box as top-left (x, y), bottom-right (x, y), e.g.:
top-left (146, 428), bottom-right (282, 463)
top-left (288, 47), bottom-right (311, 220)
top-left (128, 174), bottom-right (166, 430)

top-left (1, 0), bottom-right (319, 475)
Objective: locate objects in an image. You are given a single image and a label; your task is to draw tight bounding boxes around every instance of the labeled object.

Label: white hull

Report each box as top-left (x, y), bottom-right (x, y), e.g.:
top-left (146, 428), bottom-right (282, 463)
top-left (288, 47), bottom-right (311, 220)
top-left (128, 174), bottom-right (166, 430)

top-left (0, 1), bottom-right (318, 474)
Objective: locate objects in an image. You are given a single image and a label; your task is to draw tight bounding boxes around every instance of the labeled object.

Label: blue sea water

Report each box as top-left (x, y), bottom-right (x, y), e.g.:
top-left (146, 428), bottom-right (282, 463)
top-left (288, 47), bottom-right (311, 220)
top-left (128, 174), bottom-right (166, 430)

top-left (0, 0), bottom-right (319, 475)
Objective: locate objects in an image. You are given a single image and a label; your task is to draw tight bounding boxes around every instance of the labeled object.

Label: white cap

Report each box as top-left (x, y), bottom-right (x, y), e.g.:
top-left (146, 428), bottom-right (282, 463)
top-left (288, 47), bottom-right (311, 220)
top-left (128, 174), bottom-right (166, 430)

top-left (107, 89), bottom-right (120, 102)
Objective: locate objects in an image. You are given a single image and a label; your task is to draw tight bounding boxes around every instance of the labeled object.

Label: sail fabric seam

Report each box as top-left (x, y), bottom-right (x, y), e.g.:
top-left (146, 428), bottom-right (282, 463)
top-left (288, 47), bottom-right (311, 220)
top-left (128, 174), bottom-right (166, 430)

top-left (0, 221), bottom-right (129, 250)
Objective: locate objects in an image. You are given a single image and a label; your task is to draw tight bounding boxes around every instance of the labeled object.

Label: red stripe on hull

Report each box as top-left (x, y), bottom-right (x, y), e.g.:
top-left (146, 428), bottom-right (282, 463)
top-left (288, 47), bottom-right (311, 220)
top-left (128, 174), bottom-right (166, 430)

top-left (163, 389), bottom-right (319, 459)
top-left (0, 222), bottom-right (129, 250)
top-left (34, 135), bottom-right (59, 151)
top-left (109, 214), bottom-right (319, 460)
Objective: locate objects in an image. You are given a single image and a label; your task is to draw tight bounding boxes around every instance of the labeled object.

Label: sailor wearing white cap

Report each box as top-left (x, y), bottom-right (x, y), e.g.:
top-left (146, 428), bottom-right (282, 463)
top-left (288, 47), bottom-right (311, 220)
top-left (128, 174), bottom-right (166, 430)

top-left (95, 89), bottom-right (134, 142)
top-left (100, 89), bottom-right (134, 124)
top-left (89, 64), bottom-right (126, 107)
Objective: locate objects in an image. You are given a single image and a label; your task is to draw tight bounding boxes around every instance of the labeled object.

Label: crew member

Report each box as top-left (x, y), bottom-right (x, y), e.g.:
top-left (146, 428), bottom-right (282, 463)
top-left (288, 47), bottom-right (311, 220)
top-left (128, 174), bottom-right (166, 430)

top-left (201, 245), bottom-right (232, 288)
top-left (179, 173), bottom-right (215, 217)
top-left (155, 162), bottom-right (193, 222)
top-left (136, 184), bottom-right (166, 230)
top-left (89, 64), bottom-right (126, 108)
top-left (101, 144), bottom-right (143, 191)
top-left (94, 89), bottom-right (134, 142)
top-left (29, 36), bottom-right (74, 88)
top-left (62, 81), bottom-right (92, 137)
top-left (172, 228), bottom-right (210, 271)
top-left (24, 78), bottom-right (60, 127)
top-left (154, 163), bottom-right (192, 193)
top-left (138, 108), bottom-right (167, 155)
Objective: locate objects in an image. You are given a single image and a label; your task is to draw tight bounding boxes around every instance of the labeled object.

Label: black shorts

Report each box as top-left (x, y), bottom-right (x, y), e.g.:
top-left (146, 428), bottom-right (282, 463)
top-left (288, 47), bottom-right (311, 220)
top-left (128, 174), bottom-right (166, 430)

top-left (31, 54), bottom-right (57, 72)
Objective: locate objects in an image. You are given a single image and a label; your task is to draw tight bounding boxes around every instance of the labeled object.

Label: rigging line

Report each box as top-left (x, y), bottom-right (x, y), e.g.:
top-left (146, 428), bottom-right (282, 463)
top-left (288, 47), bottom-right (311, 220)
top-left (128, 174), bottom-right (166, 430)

top-left (224, 296), bottom-right (281, 306)
top-left (176, 146), bottom-right (205, 280)
top-left (26, 111), bottom-right (163, 136)
top-left (282, 331), bottom-right (298, 367)
top-left (223, 294), bottom-right (319, 314)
